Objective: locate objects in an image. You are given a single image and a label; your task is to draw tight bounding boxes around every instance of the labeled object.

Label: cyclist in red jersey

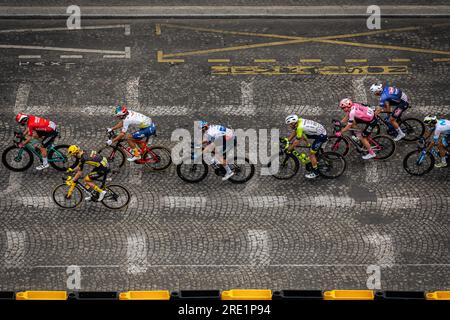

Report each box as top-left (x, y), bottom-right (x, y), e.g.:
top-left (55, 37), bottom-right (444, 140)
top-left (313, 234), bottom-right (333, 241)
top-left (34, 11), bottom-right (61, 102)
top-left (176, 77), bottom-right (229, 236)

top-left (15, 113), bottom-right (58, 170)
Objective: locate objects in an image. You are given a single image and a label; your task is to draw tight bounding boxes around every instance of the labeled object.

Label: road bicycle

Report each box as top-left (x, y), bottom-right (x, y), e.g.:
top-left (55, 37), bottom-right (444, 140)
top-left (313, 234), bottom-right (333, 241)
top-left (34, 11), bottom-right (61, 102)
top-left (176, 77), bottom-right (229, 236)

top-left (98, 131), bottom-right (172, 172)
top-left (325, 120), bottom-right (396, 160)
top-left (2, 130), bottom-right (71, 172)
top-left (403, 139), bottom-right (449, 176)
top-left (52, 173), bottom-right (130, 209)
top-left (267, 138), bottom-right (347, 180)
top-left (373, 110), bottom-right (424, 141)
top-left (176, 142), bottom-right (255, 183)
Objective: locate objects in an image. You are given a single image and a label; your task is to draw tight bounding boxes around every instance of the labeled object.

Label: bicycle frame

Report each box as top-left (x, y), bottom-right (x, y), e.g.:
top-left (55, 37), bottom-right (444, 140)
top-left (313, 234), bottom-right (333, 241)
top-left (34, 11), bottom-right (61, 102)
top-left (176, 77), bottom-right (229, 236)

top-left (107, 131), bottom-right (158, 161)
top-left (13, 131), bottom-right (65, 163)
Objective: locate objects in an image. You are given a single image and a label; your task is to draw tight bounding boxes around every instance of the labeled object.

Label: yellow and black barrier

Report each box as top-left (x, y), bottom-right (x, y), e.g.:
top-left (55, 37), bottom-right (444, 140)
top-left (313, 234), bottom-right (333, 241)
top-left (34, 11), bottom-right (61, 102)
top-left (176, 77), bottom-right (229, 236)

top-left (6, 290), bottom-right (450, 300)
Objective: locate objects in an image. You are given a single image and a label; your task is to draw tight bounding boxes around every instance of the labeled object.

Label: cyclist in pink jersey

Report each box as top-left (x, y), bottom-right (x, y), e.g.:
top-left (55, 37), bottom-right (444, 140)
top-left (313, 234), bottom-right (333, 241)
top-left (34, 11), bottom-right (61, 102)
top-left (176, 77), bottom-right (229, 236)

top-left (336, 98), bottom-right (378, 160)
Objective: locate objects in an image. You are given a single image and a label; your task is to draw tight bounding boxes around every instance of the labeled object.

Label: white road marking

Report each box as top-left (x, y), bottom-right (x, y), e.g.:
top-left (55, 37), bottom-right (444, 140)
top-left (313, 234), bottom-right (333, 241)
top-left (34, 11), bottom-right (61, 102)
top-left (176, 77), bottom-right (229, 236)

top-left (281, 105), bottom-right (335, 116)
top-left (307, 195), bottom-right (355, 208)
top-left (124, 25), bottom-right (131, 35)
top-left (363, 232), bottom-right (395, 267)
top-left (0, 24), bottom-right (131, 34)
top-left (126, 234), bottom-right (148, 275)
top-left (4, 231), bottom-right (26, 268)
top-left (30, 264), bottom-right (450, 268)
top-left (14, 83), bottom-right (31, 115)
top-left (18, 55), bottom-right (41, 59)
top-left (415, 105), bottom-right (450, 115)
top-left (365, 163), bottom-right (379, 184)
top-left (126, 77), bottom-right (140, 109)
top-left (163, 196), bottom-right (207, 208)
top-left (352, 77), bottom-right (368, 103)
top-left (60, 55), bottom-right (83, 59)
top-left (246, 196), bottom-right (288, 208)
top-left (0, 44), bottom-right (126, 55)
top-left (247, 230), bottom-right (270, 266)
top-left (378, 196), bottom-right (420, 209)
top-left (18, 196), bottom-right (54, 208)
top-left (4, 172), bottom-right (23, 194)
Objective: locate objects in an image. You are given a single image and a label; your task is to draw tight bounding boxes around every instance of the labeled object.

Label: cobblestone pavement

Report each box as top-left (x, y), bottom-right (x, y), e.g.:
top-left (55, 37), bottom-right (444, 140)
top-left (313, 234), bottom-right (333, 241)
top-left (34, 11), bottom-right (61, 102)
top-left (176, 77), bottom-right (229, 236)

top-left (0, 18), bottom-right (449, 291)
top-left (1, 1), bottom-right (449, 6)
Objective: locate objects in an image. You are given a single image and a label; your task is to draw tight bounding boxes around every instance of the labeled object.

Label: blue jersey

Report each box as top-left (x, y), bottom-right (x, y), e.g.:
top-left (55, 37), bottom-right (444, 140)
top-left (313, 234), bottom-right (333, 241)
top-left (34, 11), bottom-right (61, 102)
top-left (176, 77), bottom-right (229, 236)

top-left (379, 86), bottom-right (408, 108)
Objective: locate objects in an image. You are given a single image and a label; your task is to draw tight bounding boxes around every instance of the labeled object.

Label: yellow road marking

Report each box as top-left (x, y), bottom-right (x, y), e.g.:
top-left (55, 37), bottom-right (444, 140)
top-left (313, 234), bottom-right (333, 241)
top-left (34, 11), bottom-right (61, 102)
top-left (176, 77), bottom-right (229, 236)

top-left (208, 59), bottom-right (230, 63)
top-left (155, 24), bottom-right (161, 36)
top-left (160, 24), bottom-right (450, 59)
top-left (319, 39), bottom-right (450, 56)
top-left (254, 59), bottom-right (276, 63)
top-left (433, 58), bottom-right (450, 62)
top-left (300, 59), bottom-right (322, 63)
top-left (211, 65), bottom-right (408, 75)
top-left (345, 59), bottom-right (368, 63)
top-left (157, 50), bottom-right (184, 63)
top-left (389, 58), bottom-right (411, 62)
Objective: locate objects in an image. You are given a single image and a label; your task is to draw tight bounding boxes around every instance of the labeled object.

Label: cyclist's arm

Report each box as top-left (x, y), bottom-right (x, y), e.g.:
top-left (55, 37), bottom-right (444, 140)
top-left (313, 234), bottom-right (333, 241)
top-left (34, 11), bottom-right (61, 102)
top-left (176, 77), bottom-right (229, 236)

top-left (19, 127), bottom-right (33, 147)
top-left (111, 121), bottom-right (123, 131)
top-left (72, 169), bottom-right (83, 182)
top-left (287, 130), bottom-right (296, 142)
top-left (383, 100), bottom-right (391, 112)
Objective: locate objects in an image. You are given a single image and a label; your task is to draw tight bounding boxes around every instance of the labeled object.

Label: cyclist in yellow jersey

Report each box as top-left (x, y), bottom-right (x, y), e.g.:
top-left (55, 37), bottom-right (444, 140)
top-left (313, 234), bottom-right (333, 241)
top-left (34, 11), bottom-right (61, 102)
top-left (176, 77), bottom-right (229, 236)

top-left (285, 114), bottom-right (328, 179)
top-left (67, 145), bottom-right (109, 201)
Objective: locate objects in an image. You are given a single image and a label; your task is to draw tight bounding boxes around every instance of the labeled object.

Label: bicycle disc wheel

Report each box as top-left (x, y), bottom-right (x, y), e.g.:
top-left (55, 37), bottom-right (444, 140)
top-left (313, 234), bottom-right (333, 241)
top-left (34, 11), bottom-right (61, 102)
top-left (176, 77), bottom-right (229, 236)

top-left (176, 160), bottom-right (209, 183)
top-left (48, 144), bottom-right (72, 171)
top-left (98, 146), bottom-right (126, 171)
top-left (2, 146), bottom-right (33, 172)
top-left (403, 150), bottom-right (435, 176)
top-left (372, 135), bottom-right (396, 160)
top-left (144, 146), bottom-right (172, 171)
top-left (228, 157), bottom-right (255, 184)
top-left (324, 136), bottom-right (350, 157)
top-left (101, 184), bottom-right (130, 209)
top-left (267, 152), bottom-right (299, 180)
top-left (317, 152), bottom-right (347, 179)
top-left (400, 118), bottom-right (425, 141)
top-left (52, 184), bottom-right (83, 209)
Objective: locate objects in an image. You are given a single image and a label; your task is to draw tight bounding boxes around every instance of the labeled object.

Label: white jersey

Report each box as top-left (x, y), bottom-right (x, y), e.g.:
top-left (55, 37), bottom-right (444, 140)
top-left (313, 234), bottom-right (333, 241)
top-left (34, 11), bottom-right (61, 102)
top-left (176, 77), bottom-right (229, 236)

top-left (296, 118), bottom-right (327, 138)
top-left (434, 119), bottom-right (450, 140)
top-left (122, 110), bottom-right (152, 133)
top-left (205, 125), bottom-right (234, 142)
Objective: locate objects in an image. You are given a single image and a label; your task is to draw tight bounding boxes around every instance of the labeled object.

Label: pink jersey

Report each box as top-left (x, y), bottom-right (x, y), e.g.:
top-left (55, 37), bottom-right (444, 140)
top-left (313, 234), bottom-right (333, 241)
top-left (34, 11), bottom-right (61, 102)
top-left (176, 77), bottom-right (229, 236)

top-left (347, 103), bottom-right (374, 123)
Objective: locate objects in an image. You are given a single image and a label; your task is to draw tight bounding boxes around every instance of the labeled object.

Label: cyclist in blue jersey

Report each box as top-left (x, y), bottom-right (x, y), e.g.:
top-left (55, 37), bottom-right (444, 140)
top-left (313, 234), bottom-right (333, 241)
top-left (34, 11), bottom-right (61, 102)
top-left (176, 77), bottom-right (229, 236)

top-left (370, 83), bottom-right (409, 142)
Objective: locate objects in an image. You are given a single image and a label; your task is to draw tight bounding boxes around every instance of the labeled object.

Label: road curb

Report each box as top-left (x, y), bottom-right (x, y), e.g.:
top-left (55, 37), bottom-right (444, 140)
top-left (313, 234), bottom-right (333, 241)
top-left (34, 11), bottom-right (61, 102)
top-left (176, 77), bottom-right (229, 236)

top-left (1, 6), bottom-right (450, 18)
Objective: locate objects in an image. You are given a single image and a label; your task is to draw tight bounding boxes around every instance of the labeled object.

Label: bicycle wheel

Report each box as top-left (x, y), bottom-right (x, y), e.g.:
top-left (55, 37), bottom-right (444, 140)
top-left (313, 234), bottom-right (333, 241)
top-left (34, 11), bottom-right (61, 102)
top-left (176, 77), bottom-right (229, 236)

top-left (267, 152), bottom-right (299, 180)
top-left (52, 184), bottom-right (83, 209)
top-left (98, 146), bottom-right (126, 171)
top-left (228, 157), bottom-right (255, 184)
top-left (2, 146), bottom-right (34, 171)
top-left (400, 118), bottom-right (425, 141)
top-left (403, 150), bottom-right (435, 176)
top-left (317, 152), bottom-right (347, 179)
top-left (176, 159), bottom-right (209, 183)
top-left (324, 136), bottom-right (350, 157)
top-left (371, 135), bottom-right (396, 160)
top-left (144, 146), bottom-right (172, 171)
top-left (101, 184), bottom-right (130, 210)
top-left (48, 144), bottom-right (72, 171)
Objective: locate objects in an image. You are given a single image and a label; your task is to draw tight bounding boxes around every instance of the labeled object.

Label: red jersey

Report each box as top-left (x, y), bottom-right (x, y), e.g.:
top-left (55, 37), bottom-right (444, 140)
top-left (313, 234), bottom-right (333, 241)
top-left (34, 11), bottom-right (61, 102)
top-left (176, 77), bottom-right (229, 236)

top-left (27, 115), bottom-right (56, 134)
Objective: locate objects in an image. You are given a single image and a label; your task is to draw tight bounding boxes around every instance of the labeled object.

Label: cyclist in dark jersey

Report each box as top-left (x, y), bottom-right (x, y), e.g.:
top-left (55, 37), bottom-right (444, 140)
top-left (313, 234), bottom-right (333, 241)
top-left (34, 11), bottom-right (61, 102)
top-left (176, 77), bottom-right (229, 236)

top-left (67, 145), bottom-right (109, 201)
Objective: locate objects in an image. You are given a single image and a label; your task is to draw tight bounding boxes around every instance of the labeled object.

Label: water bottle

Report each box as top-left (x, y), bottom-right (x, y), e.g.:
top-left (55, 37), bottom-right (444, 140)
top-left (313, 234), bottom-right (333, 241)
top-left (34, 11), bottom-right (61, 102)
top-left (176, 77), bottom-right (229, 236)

top-left (299, 153), bottom-right (309, 165)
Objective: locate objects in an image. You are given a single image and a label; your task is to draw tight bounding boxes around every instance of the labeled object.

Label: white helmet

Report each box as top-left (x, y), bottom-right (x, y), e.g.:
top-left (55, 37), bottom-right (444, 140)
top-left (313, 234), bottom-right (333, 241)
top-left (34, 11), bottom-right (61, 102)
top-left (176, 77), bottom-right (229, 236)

top-left (339, 98), bottom-right (353, 109)
top-left (423, 115), bottom-right (437, 126)
top-left (370, 84), bottom-right (383, 94)
top-left (285, 114), bottom-right (299, 125)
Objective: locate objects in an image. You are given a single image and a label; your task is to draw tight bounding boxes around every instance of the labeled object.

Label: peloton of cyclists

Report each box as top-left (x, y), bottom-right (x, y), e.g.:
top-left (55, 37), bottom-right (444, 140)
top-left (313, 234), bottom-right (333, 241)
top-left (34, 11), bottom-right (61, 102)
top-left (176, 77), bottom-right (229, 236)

top-left (284, 114), bottom-right (328, 179)
top-left (336, 98), bottom-right (378, 160)
top-left (107, 105), bottom-right (156, 162)
top-left (370, 83), bottom-right (409, 142)
top-left (15, 113), bottom-right (59, 170)
top-left (422, 115), bottom-right (450, 168)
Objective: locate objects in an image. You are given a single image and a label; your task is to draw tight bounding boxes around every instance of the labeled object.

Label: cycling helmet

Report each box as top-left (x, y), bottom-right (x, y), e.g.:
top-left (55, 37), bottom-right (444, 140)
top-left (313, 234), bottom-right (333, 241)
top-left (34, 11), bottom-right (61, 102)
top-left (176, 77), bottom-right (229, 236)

top-left (423, 115), bottom-right (437, 126)
top-left (285, 114), bottom-right (298, 125)
top-left (198, 120), bottom-right (209, 130)
top-left (68, 145), bottom-right (81, 156)
top-left (114, 105), bottom-right (128, 117)
top-left (15, 113), bottom-right (28, 125)
top-left (339, 98), bottom-right (353, 109)
top-left (370, 84), bottom-right (383, 94)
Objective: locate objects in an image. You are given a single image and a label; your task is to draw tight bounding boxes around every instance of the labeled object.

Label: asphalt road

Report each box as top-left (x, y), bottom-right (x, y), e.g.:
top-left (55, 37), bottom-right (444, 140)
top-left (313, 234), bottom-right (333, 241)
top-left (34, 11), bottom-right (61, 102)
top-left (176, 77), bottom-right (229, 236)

top-left (0, 18), bottom-right (449, 292)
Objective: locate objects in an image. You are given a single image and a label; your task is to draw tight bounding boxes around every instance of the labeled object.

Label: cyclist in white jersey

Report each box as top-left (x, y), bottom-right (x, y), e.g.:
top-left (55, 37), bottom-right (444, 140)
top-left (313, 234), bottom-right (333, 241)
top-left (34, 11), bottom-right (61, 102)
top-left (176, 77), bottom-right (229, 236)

top-left (107, 105), bottom-right (156, 161)
top-left (198, 121), bottom-right (236, 181)
top-left (423, 115), bottom-right (450, 168)
top-left (285, 114), bottom-right (328, 179)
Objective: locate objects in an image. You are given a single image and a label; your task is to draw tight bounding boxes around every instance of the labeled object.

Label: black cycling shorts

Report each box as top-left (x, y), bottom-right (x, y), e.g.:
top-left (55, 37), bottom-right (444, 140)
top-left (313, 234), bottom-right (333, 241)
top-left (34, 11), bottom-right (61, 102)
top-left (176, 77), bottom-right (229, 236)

top-left (87, 166), bottom-right (109, 181)
top-left (362, 118), bottom-right (378, 137)
top-left (36, 130), bottom-right (58, 148)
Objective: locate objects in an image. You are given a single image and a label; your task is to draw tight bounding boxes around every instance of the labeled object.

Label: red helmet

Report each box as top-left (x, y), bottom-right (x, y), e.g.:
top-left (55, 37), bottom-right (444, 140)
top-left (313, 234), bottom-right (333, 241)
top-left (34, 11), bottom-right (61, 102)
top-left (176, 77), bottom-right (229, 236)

top-left (15, 113), bottom-right (28, 124)
top-left (339, 98), bottom-right (353, 110)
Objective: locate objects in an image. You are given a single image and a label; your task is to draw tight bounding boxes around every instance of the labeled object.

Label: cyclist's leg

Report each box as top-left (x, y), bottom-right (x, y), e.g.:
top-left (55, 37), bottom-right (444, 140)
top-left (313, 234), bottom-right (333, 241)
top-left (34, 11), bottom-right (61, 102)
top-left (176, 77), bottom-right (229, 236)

top-left (361, 119), bottom-right (377, 156)
top-left (390, 102), bottom-right (408, 137)
top-left (85, 169), bottom-right (106, 195)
